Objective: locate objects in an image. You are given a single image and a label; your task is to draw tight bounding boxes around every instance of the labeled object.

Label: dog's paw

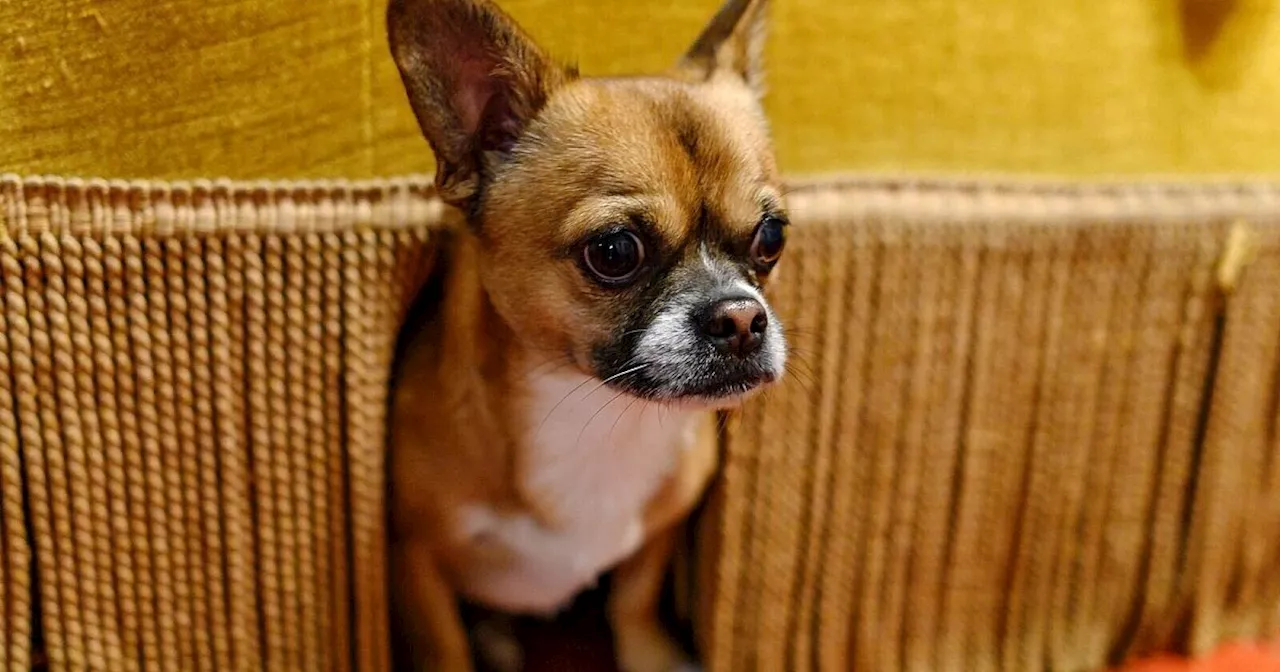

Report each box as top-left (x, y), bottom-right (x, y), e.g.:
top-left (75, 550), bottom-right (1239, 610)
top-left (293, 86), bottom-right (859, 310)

top-left (471, 616), bottom-right (523, 672)
top-left (615, 622), bottom-right (700, 672)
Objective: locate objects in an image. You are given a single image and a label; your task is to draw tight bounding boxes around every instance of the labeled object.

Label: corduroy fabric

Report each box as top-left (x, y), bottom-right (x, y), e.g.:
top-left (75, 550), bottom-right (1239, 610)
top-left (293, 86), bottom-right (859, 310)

top-left (2, 175), bottom-right (1279, 671)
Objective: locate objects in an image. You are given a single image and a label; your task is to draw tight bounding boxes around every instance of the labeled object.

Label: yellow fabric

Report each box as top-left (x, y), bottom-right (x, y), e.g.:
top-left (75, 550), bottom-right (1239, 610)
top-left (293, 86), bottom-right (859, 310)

top-left (3, 0), bottom-right (1280, 179)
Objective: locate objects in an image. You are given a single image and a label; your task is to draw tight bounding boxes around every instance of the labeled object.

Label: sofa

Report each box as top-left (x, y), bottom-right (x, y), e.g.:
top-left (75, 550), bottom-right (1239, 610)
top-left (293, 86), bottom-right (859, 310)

top-left (2, 0), bottom-right (1279, 669)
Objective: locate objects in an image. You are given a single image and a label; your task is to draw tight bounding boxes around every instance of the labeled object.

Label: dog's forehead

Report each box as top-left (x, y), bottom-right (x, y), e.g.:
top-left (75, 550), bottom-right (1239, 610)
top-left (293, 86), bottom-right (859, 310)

top-left (528, 77), bottom-right (778, 243)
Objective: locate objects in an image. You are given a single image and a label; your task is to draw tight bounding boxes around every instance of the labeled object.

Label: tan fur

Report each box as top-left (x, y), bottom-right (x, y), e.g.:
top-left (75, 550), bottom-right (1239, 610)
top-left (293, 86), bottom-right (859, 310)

top-left (387, 1), bottom-right (778, 670)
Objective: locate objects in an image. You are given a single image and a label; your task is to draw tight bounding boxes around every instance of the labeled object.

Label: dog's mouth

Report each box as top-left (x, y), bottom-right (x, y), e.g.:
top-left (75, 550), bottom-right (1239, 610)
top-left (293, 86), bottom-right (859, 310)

top-left (671, 369), bottom-right (776, 402)
top-left (668, 378), bottom-right (776, 410)
top-left (597, 362), bottom-right (780, 410)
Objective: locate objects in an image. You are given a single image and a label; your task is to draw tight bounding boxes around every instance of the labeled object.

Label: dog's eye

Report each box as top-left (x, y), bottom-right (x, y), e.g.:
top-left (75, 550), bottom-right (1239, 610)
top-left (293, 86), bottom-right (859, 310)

top-left (750, 215), bottom-right (787, 268)
top-left (583, 230), bottom-right (645, 284)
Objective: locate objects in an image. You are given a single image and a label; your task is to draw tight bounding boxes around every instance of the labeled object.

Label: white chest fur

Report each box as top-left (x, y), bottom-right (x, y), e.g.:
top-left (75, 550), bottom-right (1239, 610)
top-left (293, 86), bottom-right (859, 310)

top-left (454, 369), bottom-right (696, 615)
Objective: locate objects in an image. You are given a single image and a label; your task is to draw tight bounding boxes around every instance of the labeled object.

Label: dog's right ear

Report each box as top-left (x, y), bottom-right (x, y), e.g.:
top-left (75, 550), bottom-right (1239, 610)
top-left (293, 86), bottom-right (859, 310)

top-left (388, 0), bottom-right (573, 212)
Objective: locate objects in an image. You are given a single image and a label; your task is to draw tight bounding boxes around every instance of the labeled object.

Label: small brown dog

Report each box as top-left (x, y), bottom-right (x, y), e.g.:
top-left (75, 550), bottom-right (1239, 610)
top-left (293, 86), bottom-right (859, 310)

top-left (386, 0), bottom-right (788, 669)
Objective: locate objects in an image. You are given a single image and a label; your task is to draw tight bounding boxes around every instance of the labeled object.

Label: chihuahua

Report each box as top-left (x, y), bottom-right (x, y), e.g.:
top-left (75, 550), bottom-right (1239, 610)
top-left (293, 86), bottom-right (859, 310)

top-left (386, 0), bottom-right (788, 669)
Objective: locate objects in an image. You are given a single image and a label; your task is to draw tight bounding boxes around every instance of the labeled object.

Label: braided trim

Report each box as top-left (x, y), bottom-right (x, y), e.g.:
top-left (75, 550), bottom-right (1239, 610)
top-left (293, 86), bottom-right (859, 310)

top-left (0, 235), bottom-right (33, 671)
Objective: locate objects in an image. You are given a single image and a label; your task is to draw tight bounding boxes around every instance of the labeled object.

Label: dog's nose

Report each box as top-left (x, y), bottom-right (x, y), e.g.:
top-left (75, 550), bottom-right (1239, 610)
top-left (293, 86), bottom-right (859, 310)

top-left (699, 298), bottom-right (767, 358)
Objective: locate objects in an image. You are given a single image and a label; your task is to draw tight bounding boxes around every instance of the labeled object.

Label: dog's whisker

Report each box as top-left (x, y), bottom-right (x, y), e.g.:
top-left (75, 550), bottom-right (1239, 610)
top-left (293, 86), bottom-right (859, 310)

top-left (786, 355), bottom-right (821, 384)
top-left (575, 389), bottom-right (629, 449)
top-left (609, 396), bottom-right (644, 444)
top-left (531, 364), bottom-right (620, 440)
top-left (781, 363), bottom-right (820, 395)
top-left (592, 363), bottom-right (649, 391)
top-left (537, 361), bottom-right (647, 445)
top-left (781, 375), bottom-right (816, 397)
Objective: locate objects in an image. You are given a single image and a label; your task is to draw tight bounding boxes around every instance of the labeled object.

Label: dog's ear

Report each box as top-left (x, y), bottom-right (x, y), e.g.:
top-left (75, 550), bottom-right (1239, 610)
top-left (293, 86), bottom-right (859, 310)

top-left (388, 0), bottom-right (573, 210)
top-left (674, 0), bottom-right (769, 97)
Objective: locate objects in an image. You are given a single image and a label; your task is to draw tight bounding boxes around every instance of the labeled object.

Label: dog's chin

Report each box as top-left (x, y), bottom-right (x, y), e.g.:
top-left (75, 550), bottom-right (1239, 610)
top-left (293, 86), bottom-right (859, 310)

top-left (659, 387), bottom-right (764, 412)
top-left (607, 370), bottom-right (781, 412)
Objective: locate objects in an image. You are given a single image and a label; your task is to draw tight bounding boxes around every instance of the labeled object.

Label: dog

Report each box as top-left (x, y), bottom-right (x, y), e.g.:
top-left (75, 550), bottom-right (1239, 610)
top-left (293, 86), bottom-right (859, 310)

top-left (386, 0), bottom-right (788, 669)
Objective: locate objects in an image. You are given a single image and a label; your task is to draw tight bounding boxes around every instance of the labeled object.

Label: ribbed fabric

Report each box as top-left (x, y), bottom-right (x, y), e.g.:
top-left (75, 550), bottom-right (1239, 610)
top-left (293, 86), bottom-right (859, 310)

top-left (694, 179), bottom-right (1280, 672)
top-left (2, 175), bottom-right (1279, 671)
top-left (0, 176), bottom-right (435, 672)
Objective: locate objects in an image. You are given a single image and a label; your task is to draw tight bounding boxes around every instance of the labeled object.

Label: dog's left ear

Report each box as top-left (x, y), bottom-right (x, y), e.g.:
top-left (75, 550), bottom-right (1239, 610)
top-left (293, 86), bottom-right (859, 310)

top-left (674, 0), bottom-right (769, 97)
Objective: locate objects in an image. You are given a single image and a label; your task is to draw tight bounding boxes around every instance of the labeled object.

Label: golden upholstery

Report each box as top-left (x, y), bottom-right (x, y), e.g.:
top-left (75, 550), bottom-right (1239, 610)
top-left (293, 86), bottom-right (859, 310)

top-left (3, 0), bottom-right (1280, 179)
top-left (3, 1), bottom-right (1280, 671)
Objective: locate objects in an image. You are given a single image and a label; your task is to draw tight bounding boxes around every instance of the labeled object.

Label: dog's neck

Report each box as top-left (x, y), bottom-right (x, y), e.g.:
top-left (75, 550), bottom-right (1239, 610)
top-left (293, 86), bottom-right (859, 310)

top-left (434, 233), bottom-right (511, 385)
top-left (512, 361), bottom-right (698, 527)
